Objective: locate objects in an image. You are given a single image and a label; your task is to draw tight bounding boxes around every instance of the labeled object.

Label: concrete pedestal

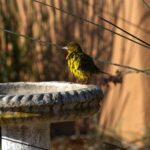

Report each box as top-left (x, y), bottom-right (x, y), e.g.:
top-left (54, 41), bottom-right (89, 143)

top-left (0, 82), bottom-right (103, 150)
top-left (2, 123), bottom-right (50, 150)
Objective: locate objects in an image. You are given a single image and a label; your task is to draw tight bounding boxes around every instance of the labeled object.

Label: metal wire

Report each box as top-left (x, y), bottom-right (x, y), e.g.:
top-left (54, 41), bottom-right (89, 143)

top-left (82, 0), bottom-right (150, 34)
top-left (143, 0), bottom-right (150, 9)
top-left (0, 27), bottom-right (150, 76)
top-left (32, 0), bottom-right (150, 49)
top-left (0, 27), bottom-right (63, 49)
top-left (99, 17), bottom-right (150, 47)
top-left (98, 59), bottom-right (150, 75)
top-left (82, 0), bottom-right (150, 47)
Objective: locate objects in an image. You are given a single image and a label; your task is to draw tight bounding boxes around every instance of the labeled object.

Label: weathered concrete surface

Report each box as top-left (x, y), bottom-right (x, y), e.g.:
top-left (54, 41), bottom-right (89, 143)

top-left (0, 82), bottom-right (103, 124)
top-left (0, 82), bottom-right (103, 150)
top-left (2, 123), bottom-right (50, 150)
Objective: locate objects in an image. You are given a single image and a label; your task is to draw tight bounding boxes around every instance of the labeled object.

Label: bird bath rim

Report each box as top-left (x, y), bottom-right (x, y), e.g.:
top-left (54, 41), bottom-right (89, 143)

top-left (0, 81), bottom-right (99, 95)
top-left (0, 81), bottom-right (103, 125)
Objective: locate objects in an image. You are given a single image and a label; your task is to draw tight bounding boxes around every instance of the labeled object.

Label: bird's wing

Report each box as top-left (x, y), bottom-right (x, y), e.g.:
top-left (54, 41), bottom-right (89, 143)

top-left (78, 53), bottom-right (99, 73)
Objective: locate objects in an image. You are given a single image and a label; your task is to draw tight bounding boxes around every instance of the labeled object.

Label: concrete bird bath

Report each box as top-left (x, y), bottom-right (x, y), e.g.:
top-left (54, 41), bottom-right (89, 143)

top-left (0, 82), bottom-right (103, 150)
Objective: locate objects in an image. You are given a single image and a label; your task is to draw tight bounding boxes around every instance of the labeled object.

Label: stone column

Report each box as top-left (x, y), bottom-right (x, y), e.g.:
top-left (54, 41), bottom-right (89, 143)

top-left (2, 123), bottom-right (50, 150)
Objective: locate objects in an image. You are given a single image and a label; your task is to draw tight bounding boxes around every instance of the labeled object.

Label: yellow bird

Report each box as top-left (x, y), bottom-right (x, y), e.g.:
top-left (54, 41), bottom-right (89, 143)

top-left (62, 42), bottom-right (110, 81)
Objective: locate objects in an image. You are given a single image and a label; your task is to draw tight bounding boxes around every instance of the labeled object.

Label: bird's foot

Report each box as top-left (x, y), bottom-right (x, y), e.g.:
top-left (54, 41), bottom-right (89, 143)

top-left (75, 79), bottom-right (89, 84)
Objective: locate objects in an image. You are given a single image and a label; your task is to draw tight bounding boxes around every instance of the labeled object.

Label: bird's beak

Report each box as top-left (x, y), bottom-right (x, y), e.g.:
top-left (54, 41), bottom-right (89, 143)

top-left (62, 46), bottom-right (68, 50)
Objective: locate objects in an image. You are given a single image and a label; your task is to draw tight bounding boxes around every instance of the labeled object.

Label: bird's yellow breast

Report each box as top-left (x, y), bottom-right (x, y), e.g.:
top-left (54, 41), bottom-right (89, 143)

top-left (67, 56), bottom-right (91, 80)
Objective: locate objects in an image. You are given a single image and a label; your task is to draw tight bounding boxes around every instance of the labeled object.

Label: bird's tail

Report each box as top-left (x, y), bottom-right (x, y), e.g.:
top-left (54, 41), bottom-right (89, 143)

top-left (98, 70), bottom-right (112, 76)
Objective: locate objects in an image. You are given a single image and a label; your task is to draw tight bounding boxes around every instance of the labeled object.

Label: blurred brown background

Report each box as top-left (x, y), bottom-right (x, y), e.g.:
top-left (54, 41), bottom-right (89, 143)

top-left (0, 0), bottom-right (150, 148)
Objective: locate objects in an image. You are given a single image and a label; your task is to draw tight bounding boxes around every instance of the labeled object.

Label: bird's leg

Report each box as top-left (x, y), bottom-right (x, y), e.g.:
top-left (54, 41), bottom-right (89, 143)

top-left (83, 80), bottom-right (88, 84)
top-left (82, 79), bottom-right (89, 84)
top-left (75, 79), bottom-right (81, 83)
top-left (72, 75), bottom-right (79, 83)
top-left (75, 79), bottom-right (86, 84)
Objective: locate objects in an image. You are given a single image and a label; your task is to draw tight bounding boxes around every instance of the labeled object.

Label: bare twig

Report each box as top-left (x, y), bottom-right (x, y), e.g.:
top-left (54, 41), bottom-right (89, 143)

top-left (143, 0), bottom-right (150, 9)
top-left (32, 0), bottom-right (150, 49)
top-left (82, 0), bottom-right (150, 47)
top-left (0, 27), bottom-right (62, 49)
top-left (1, 27), bottom-right (150, 77)
top-left (98, 59), bottom-right (150, 75)
top-left (103, 141), bottom-right (128, 150)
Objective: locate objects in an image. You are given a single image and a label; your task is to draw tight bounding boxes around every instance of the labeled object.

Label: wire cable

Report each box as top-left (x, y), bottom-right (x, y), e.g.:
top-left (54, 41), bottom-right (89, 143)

top-left (0, 27), bottom-right (150, 75)
top-left (82, 0), bottom-right (150, 34)
top-left (143, 0), bottom-right (150, 9)
top-left (98, 59), bottom-right (150, 75)
top-left (83, 0), bottom-right (150, 47)
top-left (98, 17), bottom-right (150, 47)
top-left (0, 27), bottom-right (62, 49)
top-left (32, 0), bottom-right (150, 49)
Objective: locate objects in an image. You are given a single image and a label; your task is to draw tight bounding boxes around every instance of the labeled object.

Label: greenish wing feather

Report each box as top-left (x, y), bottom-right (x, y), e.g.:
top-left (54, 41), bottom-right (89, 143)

top-left (78, 53), bottom-right (99, 73)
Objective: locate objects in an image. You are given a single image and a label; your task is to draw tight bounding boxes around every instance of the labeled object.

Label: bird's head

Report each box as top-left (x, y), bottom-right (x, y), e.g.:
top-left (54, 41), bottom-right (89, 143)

top-left (62, 42), bottom-right (82, 53)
